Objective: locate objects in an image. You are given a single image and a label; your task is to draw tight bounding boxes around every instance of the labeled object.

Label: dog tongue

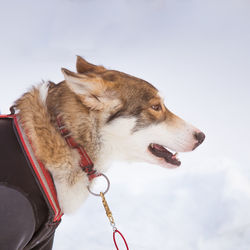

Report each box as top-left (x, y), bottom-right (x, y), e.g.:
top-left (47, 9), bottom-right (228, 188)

top-left (149, 143), bottom-right (181, 166)
top-left (151, 144), bottom-right (173, 157)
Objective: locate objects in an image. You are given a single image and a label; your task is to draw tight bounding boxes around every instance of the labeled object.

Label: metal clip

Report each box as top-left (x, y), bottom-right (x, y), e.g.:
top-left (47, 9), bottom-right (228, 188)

top-left (100, 192), bottom-right (116, 231)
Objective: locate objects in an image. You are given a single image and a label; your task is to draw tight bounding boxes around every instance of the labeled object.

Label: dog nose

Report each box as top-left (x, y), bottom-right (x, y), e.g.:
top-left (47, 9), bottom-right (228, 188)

top-left (193, 132), bottom-right (205, 150)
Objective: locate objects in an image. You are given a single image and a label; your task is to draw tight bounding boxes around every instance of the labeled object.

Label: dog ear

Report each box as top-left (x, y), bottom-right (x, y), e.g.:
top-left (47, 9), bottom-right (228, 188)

top-left (62, 68), bottom-right (108, 110)
top-left (76, 56), bottom-right (106, 74)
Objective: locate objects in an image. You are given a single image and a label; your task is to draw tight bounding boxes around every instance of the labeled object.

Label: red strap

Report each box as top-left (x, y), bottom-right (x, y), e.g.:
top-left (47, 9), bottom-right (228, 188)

top-left (113, 229), bottom-right (129, 250)
top-left (12, 115), bottom-right (63, 222)
top-left (56, 115), bottom-right (98, 181)
top-left (0, 114), bottom-right (14, 119)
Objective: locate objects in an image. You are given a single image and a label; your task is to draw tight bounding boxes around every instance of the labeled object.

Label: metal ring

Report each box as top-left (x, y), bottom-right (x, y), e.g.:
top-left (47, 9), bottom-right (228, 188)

top-left (87, 173), bottom-right (110, 196)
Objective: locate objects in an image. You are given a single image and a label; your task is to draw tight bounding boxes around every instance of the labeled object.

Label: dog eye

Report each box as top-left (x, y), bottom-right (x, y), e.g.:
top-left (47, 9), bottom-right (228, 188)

top-left (151, 104), bottom-right (162, 111)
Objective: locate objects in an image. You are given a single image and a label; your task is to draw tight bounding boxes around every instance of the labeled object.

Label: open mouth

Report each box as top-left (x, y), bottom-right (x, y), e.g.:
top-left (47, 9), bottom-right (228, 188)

top-left (148, 143), bottom-right (181, 166)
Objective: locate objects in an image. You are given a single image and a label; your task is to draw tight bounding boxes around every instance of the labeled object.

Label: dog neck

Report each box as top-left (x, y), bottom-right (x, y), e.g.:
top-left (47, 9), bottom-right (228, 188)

top-left (46, 81), bottom-right (102, 163)
top-left (15, 81), bottom-right (119, 177)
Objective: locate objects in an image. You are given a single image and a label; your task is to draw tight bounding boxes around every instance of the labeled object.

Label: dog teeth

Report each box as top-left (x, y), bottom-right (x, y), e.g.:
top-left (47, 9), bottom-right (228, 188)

top-left (172, 152), bottom-right (179, 159)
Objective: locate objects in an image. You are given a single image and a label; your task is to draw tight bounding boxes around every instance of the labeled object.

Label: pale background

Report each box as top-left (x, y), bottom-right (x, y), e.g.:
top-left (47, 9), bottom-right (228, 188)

top-left (0, 0), bottom-right (249, 249)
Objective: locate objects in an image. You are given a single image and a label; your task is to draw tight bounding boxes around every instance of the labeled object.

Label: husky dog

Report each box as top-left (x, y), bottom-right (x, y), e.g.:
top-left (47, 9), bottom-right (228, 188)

top-left (15, 56), bottom-right (205, 213)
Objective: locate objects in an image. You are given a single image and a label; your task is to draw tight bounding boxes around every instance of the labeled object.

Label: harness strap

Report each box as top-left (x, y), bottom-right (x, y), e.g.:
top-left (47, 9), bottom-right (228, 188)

top-left (12, 115), bottom-right (63, 222)
top-left (56, 115), bottom-right (99, 181)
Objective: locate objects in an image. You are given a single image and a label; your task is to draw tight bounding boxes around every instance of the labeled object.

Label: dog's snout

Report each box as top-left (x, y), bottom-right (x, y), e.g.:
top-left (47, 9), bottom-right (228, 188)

top-left (193, 131), bottom-right (205, 150)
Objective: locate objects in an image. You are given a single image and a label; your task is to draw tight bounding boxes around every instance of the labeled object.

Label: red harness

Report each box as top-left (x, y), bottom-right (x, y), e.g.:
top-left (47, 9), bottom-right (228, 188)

top-left (56, 115), bottom-right (100, 181)
top-left (9, 114), bottom-right (63, 222)
top-left (6, 113), bottom-right (99, 222)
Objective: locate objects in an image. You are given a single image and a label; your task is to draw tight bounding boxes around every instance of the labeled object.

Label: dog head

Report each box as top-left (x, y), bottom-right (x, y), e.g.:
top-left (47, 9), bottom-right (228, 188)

top-left (62, 56), bottom-right (205, 169)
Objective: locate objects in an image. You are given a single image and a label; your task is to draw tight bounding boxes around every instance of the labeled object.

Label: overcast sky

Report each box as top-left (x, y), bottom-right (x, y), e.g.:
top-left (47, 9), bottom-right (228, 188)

top-left (0, 0), bottom-right (250, 250)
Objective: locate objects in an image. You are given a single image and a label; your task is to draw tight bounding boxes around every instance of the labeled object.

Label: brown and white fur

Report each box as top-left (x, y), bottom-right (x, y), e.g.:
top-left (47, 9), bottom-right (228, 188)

top-left (15, 56), bottom-right (205, 213)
